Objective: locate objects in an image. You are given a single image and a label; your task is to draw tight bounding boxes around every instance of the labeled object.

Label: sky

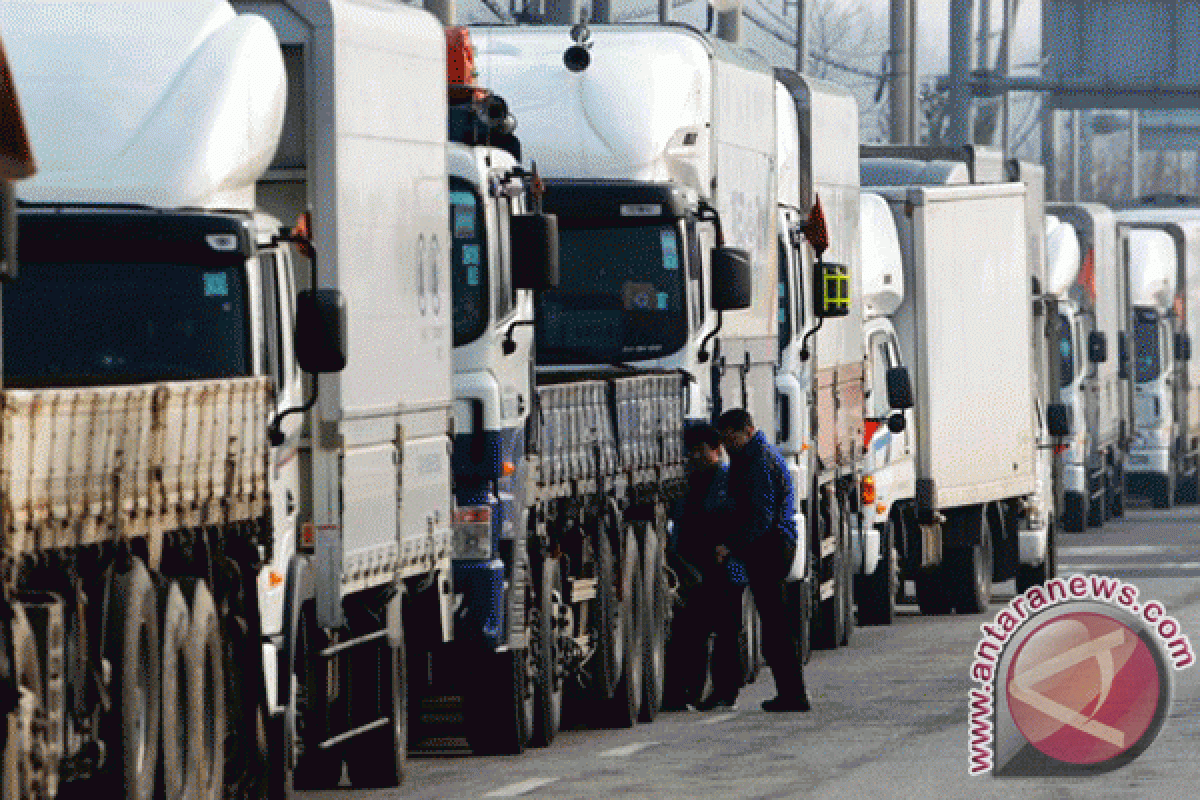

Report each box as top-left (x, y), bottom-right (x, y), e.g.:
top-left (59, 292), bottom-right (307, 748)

top-left (453, 0), bottom-right (1047, 149)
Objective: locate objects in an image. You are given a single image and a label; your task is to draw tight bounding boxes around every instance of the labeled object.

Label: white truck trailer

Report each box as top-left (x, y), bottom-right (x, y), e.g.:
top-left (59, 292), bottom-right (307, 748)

top-left (1114, 210), bottom-right (1200, 508)
top-left (0, 3), bottom-right (348, 798)
top-left (867, 183), bottom-right (1059, 612)
top-left (233, 0), bottom-right (457, 789)
top-left (1046, 204), bottom-right (1131, 527)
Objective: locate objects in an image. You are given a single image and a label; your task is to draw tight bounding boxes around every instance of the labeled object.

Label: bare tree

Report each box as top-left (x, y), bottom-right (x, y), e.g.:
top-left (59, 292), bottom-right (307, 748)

top-left (805, 0), bottom-right (889, 141)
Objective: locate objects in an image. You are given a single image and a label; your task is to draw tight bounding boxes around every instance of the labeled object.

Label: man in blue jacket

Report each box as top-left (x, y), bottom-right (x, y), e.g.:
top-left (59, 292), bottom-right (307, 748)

top-left (716, 408), bottom-right (811, 712)
top-left (666, 423), bottom-right (747, 711)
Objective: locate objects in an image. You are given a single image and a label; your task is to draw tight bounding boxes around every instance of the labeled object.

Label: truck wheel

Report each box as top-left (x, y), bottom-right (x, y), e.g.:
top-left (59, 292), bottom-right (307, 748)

top-left (1088, 478), bottom-right (1107, 527)
top-left (288, 605), bottom-right (342, 791)
top-left (856, 521), bottom-right (897, 626)
top-left (640, 524), bottom-right (667, 723)
top-left (812, 497), bottom-right (845, 651)
top-left (1061, 491), bottom-right (1087, 532)
top-left (345, 624), bottom-right (407, 787)
top-left (1109, 467), bottom-right (1125, 518)
top-left (739, 589), bottom-right (759, 684)
top-left (531, 558), bottom-right (564, 746)
top-left (840, 514), bottom-right (857, 646)
top-left (1016, 526), bottom-right (1057, 593)
top-left (464, 644), bottom-right (533, 755)
top-left (3, 608), bottom-right (41, 800)
top-left (1176, 468), bottom-right (1199, 505)
top-left (914, 569), bottom-right (953, 615)
top-left (158, 581), bottom-right (191, 800)
top-left (105, 558), bottom-right (161, 800)
top-left (184, 581), bottom-right (225, 800)
top-left (1153, 472), bottom-right (1175, 509)
top-left (601, 528), bottom-right (643, 728)
top-left (592, 530), bottom-right (620, 700)
top-left (793, 579), bottom-right (812, 666)
top-left (945, 508), bottom-right (993, 614)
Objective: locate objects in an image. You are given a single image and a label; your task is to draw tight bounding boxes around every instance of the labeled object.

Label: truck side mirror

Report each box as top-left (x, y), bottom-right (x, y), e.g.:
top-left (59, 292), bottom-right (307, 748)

top-left (813, 260), bottom-right (850, 319)
top-left (295, 288), bottom-right (348, 374)
top-left (1118, 331), bottom-right (1130, 380)
top-left (1088, 330), bottom-right (1108, 364)
top-left (1176, 332), bottom-right (1192, 361)
top-left (886, 412), bottom-right (906, 434)
top-left (711, 246), bottom-right (753, 311)
top-left (510, 212), bottom-right (560, 291)
top-left (885, 366), bottom-right (914, 410)
top-left (1047, 402), bottom-right (1073, 437)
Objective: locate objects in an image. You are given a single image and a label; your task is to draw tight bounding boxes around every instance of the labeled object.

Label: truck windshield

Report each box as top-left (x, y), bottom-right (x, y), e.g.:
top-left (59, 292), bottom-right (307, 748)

top-left (1134, 311), bottom-right (1161, 383)
top-left (1058, 313), bottom-right (1075, 388)
top-left (536, 224), bottom-right (686, 364)
top-left (4, 260), bottom-right (250, 388)
top-left (450, 179), bottom-right (488, 347)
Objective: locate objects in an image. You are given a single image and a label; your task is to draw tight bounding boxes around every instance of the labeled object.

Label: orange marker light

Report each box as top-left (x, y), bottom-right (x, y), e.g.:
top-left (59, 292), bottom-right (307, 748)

top-left (268, 570), bottom-right (284, 589)
top-left (502, 461), bottom-right (516, 477)
top-left (861, 475), bottom-right (877, 506)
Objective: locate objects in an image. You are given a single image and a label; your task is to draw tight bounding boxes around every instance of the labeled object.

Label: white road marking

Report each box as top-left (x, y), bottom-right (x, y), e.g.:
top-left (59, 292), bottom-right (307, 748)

top-left (484, 777), bottom-right (560, 797)
top-left (1058, 562), bottom-right (1200, 572)
top-left (698, 712), bottom-right (740, 725)
top-left (1059, 545), bottom-right (1197, 556)
top-left (598, 741), bottom-right (660, 758)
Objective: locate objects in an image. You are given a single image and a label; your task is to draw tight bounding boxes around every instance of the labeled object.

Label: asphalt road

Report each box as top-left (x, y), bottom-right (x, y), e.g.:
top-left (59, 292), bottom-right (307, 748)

top-left (311, 504), bottom-right (1200, 800)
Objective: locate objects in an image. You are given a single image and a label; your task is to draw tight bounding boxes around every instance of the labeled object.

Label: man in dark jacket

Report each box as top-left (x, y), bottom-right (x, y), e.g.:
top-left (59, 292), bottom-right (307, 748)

top-left (716, 408), bottom-right (811, 712)
top-left (665, 423), bottom-right (747, 711)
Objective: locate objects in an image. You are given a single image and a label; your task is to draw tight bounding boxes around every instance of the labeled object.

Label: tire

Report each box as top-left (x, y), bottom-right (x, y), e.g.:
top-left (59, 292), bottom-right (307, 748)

top-left (1088, 476), bottom-right (1107, 528)
top-left (531, 558), bottom-right (564, 747)
top-left (105, 558), bottom-right (162, 800)
top-left (739, 589), bottom-right (760, 684)
top-left (944, 508), bottom-right (993, 615)
top-left (345, 622), bottom-right (407, 787)
top-left (1153, 472), bottom-right (1175, 510)
top-left (1016, 526), bottom-right (1057, 594)
top-left (840, 513), bottom-right (857, 647)
top-left (158, 582), bottom-right (191, 800)
top-left (794, 579), bottom-right (812, 666)
top-left (1176, 466), bottom-right (1199, 505)
top-left (914, 568), bottom-right (954, 615)
top-left (640, 524), bottom-right (667, 723)
top-left (464, 645), bottom-right (533, 756)
top-left (287, 605), bottom-right (342, 791)
top-left (184, 580), bottom-right (225, 800)
top-left (601, 528), bottom-right (643, 728)
top-left (856, 520), bottom-right (897, 626)
top-left (812, 496), bottom-right (845, 651)
top-left (1110, 466), bottom-right (1125, 518)
top-left (266, 709), bottom-right (291, 800)
top-left (3, 607), bottom-right (41, 800)
top-left (1061, 491), bottom-right (1087, 532)
top-left (591, 529), bottom-right (620, 700)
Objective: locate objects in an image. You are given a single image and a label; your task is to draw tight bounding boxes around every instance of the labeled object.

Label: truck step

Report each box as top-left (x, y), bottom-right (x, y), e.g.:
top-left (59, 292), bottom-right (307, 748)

top-left (570, 577), bottom-right (598, 602)
top-left (819, 580), bottom-right (835, 601)
top-left (820, 538), bottom-right (837, 559)
top-left (319, 628), bottom-right (386, 658)
top-left (318, 716), bottom-right (390, 750)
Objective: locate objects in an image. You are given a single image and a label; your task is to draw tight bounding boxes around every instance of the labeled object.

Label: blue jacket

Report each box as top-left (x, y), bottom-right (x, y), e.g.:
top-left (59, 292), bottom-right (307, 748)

top-left (670, 463), bottom-right (748, 586)
top-left (724, 430), bottom-right (798, 557)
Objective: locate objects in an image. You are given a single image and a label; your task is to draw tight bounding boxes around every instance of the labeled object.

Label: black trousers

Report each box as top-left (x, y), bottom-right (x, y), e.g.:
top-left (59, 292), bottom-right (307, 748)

top-left (742, 537), bottom-right (809, 702)
top-left (671, 572), bottom-right (745, 703)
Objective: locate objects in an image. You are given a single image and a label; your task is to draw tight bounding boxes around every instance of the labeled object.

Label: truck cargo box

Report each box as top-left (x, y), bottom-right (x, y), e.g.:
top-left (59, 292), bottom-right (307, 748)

top-left (875, 183), bottom-right (1037, 510)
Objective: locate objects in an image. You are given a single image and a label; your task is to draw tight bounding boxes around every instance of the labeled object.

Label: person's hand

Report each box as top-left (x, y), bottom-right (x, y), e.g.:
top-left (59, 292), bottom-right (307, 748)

top-left (715, 545), bottom-right (730, 563)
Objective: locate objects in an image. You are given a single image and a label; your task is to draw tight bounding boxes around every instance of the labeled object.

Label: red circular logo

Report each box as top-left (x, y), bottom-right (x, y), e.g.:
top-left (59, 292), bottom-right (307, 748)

top-left (1006, 611), bottom-right (1163, 766)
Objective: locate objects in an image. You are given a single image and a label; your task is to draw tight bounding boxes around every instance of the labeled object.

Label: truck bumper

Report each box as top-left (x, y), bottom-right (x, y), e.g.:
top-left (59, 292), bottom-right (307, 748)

top-left (1126, 446), bottom-right (1170, 477)
top-left (452, 558), bottom-right (507, 650)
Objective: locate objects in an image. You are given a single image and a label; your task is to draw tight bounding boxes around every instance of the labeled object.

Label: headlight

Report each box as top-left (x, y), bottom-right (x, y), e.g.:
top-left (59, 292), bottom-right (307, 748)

top-left (452, 506), bottom-right (493, 559)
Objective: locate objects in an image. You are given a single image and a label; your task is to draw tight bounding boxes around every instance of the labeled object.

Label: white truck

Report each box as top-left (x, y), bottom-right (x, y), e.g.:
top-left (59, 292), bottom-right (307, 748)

top-left (1044, 207), bottom-right (1132, 528)
top-left (1114, 209), bottom-right (1200, 508)
top-left (854, 192), bottom-right (915, 626)
top-left (0, 2), bottom-right (353, 798)
top-left (774, 69), bottom-right (870, 649)
top-left (234, 0), bottom-right (457, 790)
top-left (865, 183), bottom-right (1061, 612)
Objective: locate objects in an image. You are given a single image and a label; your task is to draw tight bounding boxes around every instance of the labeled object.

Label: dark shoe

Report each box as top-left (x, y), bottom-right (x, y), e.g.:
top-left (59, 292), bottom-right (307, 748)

top-left (761, 695), bottom-right (810, 712)
top-left (695, 694), bottom-right (740, 712)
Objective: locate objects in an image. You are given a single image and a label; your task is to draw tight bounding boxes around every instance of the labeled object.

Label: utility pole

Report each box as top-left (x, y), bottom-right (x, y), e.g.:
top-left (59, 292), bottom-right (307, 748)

top-left (659, 0), bottom-right (670, 23)
top-left (889, 0), bottom-right (916, 144)
top-left (427, 0), bottom-right (456, 24)
top-left (546, 0), bottom-right (583, 23)
top-left (795, 0), bottom-right (806, 73)
top-left (1130, 110), bottom-right (1140, 203)
top-left (715, 0), bottom-right (741, 44)
top-left (947, 0), bottom-right (974, 146)
top-left (1041, 105), bottom-right (1056, 201)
